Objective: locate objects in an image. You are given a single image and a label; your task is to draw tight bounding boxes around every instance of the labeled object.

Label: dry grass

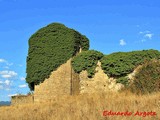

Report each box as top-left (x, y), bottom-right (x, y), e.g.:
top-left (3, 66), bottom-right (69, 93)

top-left (0, 91), bottom-right (160, 120)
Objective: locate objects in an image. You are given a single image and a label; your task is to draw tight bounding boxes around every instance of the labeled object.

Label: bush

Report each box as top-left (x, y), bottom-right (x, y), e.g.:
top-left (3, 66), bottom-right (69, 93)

top-left (71, 50), bottom-right (103, 77)
top-left (26, 23), bottom-right (89, 90)
top-left (116, 77), bottom-right (129, 86)
top-left (130, 60), bottom-right (160, 94)
top-left (100, 49), bottom-right (160, 78)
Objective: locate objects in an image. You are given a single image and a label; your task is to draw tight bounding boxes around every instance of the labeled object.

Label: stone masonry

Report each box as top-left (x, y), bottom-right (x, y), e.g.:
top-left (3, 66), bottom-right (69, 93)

top-left (34, 59), bottom-right (80, 102)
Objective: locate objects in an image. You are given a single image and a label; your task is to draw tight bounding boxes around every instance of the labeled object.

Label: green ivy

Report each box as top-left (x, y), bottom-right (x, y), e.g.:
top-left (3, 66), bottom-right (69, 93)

top-left (26, 22), bottom-right (160, 92)
top-left (26, 23), bottom-right (89, 90)
top-left (71, 50), bottom-right (103, 77)
top-left (100, 49), bottom-right (160, 78)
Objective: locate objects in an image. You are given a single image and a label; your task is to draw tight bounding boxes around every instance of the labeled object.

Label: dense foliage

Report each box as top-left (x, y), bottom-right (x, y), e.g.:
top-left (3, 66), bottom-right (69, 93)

top-left (26, 23), bottom-right (89, 90)
top-left (71, 50), bottom-right (103, 77)
top-left (130, 60), bottom-right (160, 94)
top-left (116, 77), bottom-right (129, 86)
top-left (100, 49), bottom-right (160, 78)
top-left (26, 22), bottom-right (160, 92)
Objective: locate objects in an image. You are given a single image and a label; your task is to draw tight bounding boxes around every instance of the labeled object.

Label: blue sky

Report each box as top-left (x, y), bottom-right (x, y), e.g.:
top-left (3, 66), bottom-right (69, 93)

top-left (0, 0), bottom-right (160, 101)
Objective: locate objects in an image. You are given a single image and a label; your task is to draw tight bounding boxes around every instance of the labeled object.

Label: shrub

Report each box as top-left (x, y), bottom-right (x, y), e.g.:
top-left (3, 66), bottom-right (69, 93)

top-left (26, 23), bottom-right (89, 90)
top-left (130, 60), bottom-right (160, 94)
top-left (116, 77), bottom-right (129, 86)
top-left (100, 49), bottom-right (160, 78)
top-left (71, 50), bottom-right (103, 77)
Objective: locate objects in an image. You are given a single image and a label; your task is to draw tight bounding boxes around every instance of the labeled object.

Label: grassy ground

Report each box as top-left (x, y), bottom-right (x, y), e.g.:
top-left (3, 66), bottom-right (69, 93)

top-left (0, 91), bottom-right (160, 120)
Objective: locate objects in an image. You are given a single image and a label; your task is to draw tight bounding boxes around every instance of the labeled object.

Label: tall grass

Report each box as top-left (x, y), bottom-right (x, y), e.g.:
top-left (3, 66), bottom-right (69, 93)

top-left (0, 91), bottom-right (160, 120)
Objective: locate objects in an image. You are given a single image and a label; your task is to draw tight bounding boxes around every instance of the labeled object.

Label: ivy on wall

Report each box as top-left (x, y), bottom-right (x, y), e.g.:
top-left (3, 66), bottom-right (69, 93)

top-left (26, 23), bottom-right (89, 90)
top-left (100, 49), bottom-right (160, 78)
top-left (71, 50), bottom-right (103, 77)
top-left (26, 22), bottom-right (160, 92)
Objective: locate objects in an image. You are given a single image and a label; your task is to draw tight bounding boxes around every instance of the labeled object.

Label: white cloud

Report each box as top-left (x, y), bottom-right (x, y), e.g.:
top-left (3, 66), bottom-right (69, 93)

top-left (20, 77), bottom-right (25, 81)
top-left (139, 31), bottom-right (150, 34)
top-left (2, 75), bottom-right (12, 78)
top-left (138, 31), bottom-right (153, 41)
top-left (144, 33), bottom-right (153, 39)
top-left (4, 80), bottom-right (11, 86)
top-left (120, 39), bottom-right (126, 46)
top-left (7, 63), bottom-right (13, 66)
top-left (8, 94), bottom-right (18, 97)
top-left (0, 59), bottom-right (6, 63)
top-left (19, 84), bottom-right (27, 88)
top-left (0, 70), bottom-right (17, 78)
top-left (0, 80), bottom-right (12, 90)
top-left (0, 59), bottom-right (13, 70)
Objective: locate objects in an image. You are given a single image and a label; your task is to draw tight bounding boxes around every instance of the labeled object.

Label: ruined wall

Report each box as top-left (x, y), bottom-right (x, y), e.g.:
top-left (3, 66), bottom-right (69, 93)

top-left (34, 60), bottom-right (124, 102)
top-left (34, 59), bottom-right (80, 102)
top-left (11, 95), bottom-right (34, 105)
top-left (11, 60), bottom-right (125, 105)
top-left (79, 61), bottom-right (124, 94)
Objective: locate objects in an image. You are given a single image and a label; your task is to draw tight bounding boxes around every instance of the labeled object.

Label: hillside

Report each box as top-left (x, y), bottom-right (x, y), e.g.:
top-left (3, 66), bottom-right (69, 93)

top-left (0, 101), bottom-right (10, 106)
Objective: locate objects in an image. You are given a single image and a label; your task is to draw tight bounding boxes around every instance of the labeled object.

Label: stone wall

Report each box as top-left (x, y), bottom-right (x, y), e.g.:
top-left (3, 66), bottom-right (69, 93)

top-left (11, 60), bottom-right (125, 105)
top-left (11, 95), bottom-right (34, 105)
top-left (34, 59), bottom-right (80, 102)
top-left (79, 61), bottom-right (124, 94)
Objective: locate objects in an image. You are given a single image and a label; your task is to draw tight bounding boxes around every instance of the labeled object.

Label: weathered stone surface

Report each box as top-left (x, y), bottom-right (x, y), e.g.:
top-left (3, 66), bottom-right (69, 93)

top-left (11, 61), bottom-right (125, 104)
top-left (127, 65), bottom-right (142, 84)
top-left (34, 59), bottom-right (80, 102)
top-left (79, 61), bottom-right (124, 94)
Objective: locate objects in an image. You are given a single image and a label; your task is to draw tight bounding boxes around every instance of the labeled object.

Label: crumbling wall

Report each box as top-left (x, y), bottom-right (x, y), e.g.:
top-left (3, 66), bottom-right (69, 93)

top-left (34, 60), bottom-right (124, 102)
top-left (34, 59), bottom-right (80, 102)
top-left (11, 60), bottom-right (125, 105)
top-left (11, 95), bottom-right (34, 105)
top-left (79, 61), bottom-right (124, 94)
